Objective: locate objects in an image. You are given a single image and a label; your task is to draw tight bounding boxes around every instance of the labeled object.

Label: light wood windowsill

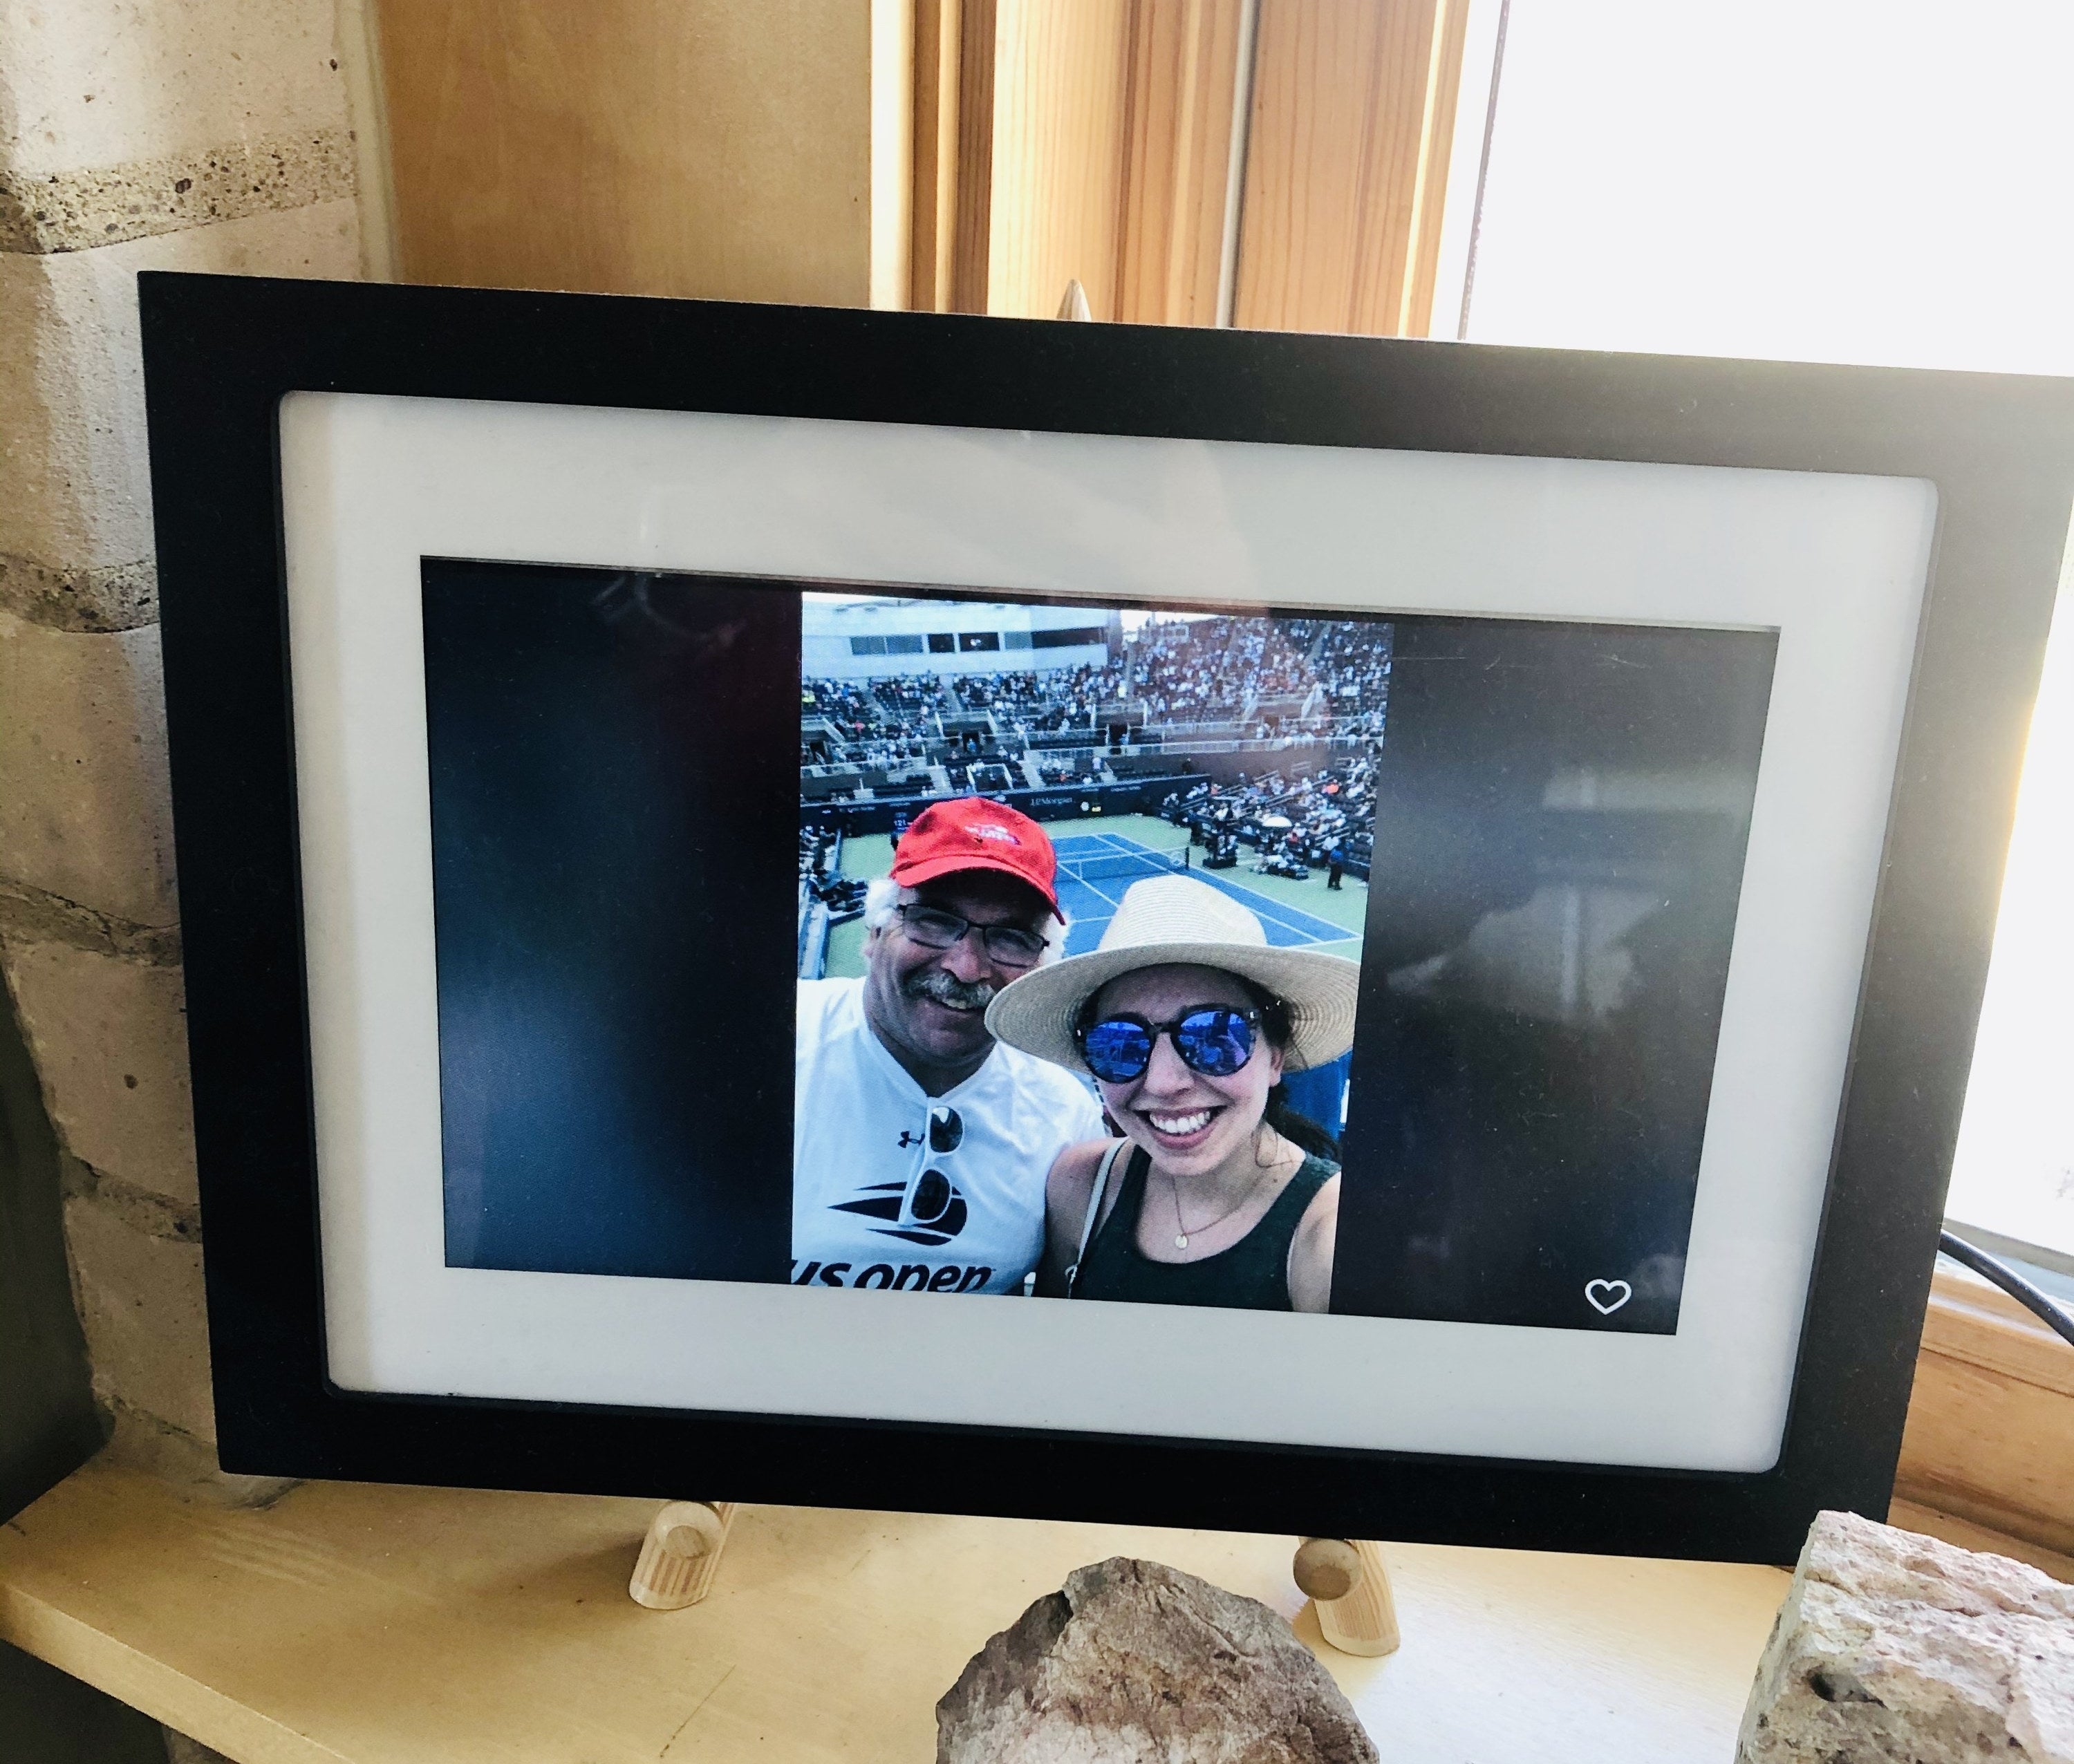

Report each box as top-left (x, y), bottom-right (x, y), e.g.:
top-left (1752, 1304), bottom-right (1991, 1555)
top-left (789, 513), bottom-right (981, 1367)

top-left (0, 1461), bottom-right (2064, 1761)
top-left (1896, 1263), bottom-right (2074, 1561)
top-left (0, 1460), bottom-right (1796, 1764)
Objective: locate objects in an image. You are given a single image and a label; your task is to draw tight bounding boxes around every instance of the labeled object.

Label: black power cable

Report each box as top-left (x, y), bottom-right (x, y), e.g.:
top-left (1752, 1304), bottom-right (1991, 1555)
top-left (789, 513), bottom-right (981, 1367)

top-left (1938, 1228), bottom-right (2074, 1349)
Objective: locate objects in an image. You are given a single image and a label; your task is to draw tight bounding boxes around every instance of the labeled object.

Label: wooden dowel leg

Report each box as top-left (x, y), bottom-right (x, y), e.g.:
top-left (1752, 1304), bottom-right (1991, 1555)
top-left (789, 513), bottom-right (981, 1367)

top-left (1294, 1536), bottom-right (1400, 1658)
top-left (628, 1501), bottom-right (737, 1611)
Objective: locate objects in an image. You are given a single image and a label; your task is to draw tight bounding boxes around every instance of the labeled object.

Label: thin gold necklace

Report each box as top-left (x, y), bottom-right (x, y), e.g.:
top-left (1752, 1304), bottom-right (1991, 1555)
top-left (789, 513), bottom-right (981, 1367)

top-left (1166, 1150), bottom-right (1285, 1250)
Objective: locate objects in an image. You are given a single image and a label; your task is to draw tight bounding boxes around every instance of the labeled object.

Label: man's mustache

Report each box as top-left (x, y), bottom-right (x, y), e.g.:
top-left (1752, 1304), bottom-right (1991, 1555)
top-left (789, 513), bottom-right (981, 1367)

top-left (903, 969), bottom-right (1000, 1013)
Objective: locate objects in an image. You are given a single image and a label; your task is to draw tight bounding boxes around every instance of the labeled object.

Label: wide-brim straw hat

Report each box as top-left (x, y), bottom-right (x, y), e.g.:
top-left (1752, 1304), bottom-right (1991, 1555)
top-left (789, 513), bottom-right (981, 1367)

top-left (984, 873), bottom-right (1362, 1075)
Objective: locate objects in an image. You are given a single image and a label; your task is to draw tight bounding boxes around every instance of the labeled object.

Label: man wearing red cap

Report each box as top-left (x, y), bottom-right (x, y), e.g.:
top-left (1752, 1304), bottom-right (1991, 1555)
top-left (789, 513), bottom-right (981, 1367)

top-left (794, 798), bottom-right (1103, 1295)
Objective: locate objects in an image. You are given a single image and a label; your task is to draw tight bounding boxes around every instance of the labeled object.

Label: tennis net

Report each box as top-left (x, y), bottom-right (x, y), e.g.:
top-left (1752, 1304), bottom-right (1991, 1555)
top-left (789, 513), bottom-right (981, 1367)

top-left (1057, 843), bottom-right (1192, 886)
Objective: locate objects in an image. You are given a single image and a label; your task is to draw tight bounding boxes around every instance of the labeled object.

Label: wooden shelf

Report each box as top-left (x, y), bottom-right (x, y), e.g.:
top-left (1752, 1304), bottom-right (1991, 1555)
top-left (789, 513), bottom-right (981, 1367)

top-left (1, 1458), bottom-right (1793, 1763)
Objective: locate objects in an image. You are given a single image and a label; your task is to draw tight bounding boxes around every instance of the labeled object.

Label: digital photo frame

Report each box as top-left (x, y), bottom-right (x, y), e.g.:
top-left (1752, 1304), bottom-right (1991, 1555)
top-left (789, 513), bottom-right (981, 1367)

top-left (138, 272), bottom-right (2074, 1561)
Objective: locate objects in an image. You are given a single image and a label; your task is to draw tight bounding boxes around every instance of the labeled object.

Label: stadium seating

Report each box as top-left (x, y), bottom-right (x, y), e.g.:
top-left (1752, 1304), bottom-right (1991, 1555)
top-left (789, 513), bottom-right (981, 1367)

top-left (800, 612), bottom-right (1392, 874)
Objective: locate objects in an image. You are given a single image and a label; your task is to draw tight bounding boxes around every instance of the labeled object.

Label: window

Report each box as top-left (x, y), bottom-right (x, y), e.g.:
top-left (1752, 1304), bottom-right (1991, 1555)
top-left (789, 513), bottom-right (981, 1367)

top-left (884, 635), bottom-right (925, 655)
top-left (1468, 0), bottom-right (2074, 1270)
top-left (927, 632), bottom-right (956, 653)
top-left (957, 632), bottom-right (1000, 652)
top-left (1031, 626), bottom-right (1106, 650)
top-left (848, 635), bottom-right (886, 656)
top-left (1002, 630), bottom-right (1033, 650)
top-left (1945, 604), bottom-right (2074, 1269)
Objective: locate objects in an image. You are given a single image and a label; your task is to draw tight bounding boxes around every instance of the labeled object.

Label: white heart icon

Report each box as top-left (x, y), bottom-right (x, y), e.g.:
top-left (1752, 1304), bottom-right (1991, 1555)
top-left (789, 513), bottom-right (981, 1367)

top-left (1585, 1279), bottom-right (1632, 1315)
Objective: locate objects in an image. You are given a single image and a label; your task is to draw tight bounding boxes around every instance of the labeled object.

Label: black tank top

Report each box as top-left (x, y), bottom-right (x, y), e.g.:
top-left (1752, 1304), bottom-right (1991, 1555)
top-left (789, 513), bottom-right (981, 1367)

top-left (1072, 1144), bottom-right (1337, 1311)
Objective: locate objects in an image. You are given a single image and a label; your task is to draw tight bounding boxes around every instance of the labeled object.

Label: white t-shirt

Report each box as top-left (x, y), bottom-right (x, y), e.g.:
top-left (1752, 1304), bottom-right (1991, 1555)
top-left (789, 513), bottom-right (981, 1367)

top-left (793, 978), bottom-right (1104, 1295)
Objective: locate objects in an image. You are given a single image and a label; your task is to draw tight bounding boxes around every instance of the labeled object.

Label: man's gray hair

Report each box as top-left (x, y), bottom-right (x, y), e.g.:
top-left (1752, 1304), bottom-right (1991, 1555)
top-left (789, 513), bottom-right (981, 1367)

top-left (861, 874), bottom-right (915, 930)
top-left (863, 875), bottom-right (1065, 966)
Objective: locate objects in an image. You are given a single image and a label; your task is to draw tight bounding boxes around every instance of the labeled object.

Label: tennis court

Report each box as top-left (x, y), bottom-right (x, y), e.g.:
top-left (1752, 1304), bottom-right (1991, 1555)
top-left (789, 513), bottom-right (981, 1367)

top-left (821, 813), bottom-right (1364, 977)
top-left (1049, 828), bottom-right (1357, 957)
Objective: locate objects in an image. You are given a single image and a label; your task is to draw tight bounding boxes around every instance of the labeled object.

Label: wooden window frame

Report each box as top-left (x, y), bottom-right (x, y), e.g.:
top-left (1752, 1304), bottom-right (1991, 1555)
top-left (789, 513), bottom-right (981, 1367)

top-left (914, 0), bottom-right (1478, 335)
top-left (1897, 1263), bottom-right (2074, 1569)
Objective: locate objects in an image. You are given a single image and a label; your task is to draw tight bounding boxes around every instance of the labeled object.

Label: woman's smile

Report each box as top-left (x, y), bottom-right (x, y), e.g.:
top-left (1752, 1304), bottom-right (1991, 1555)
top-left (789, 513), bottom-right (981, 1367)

top-left (1138, 1103), bottom-right (1224, 1148)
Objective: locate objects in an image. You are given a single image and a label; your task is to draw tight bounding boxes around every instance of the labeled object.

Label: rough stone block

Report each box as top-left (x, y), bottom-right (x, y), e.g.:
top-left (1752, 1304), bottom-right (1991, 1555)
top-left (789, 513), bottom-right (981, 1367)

top-left (938, 1556), bottom-right (1379, 1763)
top-left (103, 1399), bottom-right (292, 1509)
top-left (0, 196), bottom-right (359, 570)
top-left (1739, 1508), bottom-right (2074, 1763)
top-left (3, 937), bottom-right (196, 1204)
top-left (0, 607), bottom-right (177, 926)
top-left (64, 1188), bottom-right (215, 1444)
top-left (0, 552), bottom-right (156, 633)
top-left (0, 0), bottom-right (349, 186)
top-left (3, 126), bottom-right (357, 254)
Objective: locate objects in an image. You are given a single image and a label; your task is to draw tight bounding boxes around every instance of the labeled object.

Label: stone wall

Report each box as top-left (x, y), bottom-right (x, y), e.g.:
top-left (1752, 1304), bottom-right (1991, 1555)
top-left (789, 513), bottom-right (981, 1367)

top-left (0, 0), bottom-right (366, 1496)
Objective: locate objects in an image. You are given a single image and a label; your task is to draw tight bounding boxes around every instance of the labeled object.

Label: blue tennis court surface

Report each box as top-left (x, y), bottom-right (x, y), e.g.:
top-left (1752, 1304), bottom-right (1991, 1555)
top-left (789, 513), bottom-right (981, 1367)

top-left (1049, 832), bottom-right (1352, 955)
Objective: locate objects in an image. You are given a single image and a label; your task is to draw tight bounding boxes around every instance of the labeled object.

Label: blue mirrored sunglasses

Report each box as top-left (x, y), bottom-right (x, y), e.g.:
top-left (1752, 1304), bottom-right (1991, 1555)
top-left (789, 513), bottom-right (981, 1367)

top-left (1077, 1006), bottom-right (1261, 1084)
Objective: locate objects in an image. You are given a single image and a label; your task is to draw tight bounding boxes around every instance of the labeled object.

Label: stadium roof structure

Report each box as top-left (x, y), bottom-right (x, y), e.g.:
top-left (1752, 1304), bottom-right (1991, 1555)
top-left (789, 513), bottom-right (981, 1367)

top-left (801, 594), bottom-right (1119, 639)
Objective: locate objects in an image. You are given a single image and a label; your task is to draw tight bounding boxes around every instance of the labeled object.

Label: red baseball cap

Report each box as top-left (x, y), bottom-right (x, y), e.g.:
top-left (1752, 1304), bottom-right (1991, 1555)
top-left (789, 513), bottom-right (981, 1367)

top-left (890, 798), bottom-right (1062, 917)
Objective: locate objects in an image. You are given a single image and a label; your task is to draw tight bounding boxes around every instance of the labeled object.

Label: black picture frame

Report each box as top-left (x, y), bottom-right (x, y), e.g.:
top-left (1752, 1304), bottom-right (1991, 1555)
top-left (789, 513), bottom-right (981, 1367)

top-left (139, 270), bottom-right (2074, 1561)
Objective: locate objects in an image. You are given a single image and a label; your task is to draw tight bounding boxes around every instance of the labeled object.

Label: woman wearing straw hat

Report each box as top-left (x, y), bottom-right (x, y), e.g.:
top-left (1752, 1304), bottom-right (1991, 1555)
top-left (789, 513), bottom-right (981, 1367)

top-left (984, 874), bottom-right (1361, 1313)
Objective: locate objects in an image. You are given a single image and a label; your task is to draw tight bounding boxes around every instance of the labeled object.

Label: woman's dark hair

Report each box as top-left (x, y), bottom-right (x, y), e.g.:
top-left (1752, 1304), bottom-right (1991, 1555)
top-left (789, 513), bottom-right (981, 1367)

top-left (1236, 979), bottom-right (1342, 1161)
top-left (1262, 1082), bottom-right (1340, 1161)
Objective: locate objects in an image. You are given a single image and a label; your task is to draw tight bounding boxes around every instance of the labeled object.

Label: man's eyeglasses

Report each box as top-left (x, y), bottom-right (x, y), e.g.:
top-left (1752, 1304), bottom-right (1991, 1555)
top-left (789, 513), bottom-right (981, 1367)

top-left (1078, 1005), bottom-right (1262, 1085)
top-left (897, 905), bottom-right (1048, 969)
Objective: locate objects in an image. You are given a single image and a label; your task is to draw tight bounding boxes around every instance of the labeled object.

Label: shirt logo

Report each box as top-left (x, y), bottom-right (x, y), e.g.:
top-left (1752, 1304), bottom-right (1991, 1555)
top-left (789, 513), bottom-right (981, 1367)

top-left (831, 1169), bottom-right (970, 1247)
top-left (792, 1259), bottom-right (994, 1293)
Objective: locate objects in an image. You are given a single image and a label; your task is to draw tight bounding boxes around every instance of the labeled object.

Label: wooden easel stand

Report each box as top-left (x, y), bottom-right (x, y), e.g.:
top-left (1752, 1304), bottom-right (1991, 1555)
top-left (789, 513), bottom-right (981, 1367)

top-left (1295, 1535), bottom-right (1401, 1655)
top-left (628, 1501), bottom-right (737, 1609)
top-left (630, 1505), bottom-right (1400, 1658)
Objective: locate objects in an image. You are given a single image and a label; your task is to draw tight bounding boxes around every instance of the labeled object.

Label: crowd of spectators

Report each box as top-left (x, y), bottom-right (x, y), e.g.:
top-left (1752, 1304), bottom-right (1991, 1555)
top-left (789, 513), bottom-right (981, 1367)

top-left (993, 620), bottom-right (1335, 732)
top-left (799, 614), bottom-right (1392, 806)
top-left (1164, 754), bottom-right (1380, 881)
top-left (798, 825), bottom-right (868, 917)
top-left (1034, 752), bottom-right (1101, 787)
top-left (808, 616), bottom-right (1388, 731)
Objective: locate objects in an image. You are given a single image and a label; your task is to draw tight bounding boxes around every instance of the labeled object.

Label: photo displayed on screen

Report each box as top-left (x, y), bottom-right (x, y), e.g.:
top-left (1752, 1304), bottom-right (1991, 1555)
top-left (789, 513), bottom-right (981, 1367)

top-left (424, 560), bottom-right (1776, 1334)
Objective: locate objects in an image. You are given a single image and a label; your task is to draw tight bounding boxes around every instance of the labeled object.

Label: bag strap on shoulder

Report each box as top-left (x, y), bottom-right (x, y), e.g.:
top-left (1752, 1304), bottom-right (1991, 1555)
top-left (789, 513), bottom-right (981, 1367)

top-left (1064, 1138), bottom-right (1130, 1299)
